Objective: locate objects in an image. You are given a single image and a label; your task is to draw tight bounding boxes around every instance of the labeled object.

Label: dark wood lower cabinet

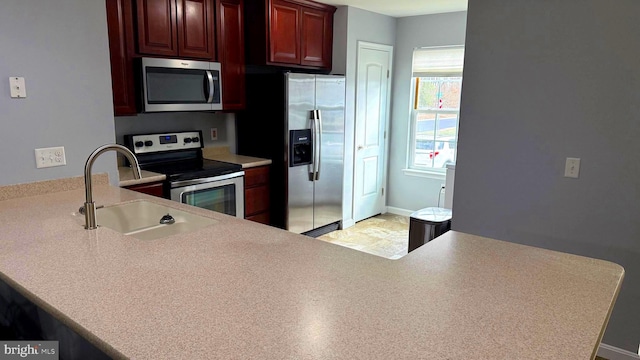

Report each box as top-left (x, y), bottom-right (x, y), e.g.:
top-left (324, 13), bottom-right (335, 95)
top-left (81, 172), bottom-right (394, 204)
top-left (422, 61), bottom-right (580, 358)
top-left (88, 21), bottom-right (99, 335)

top-left (246, 212), bottom-right (270, 224)
top-left (244, 165), bottom-right (270, 225)
top-left (124, 181), bottom-right (164, 197)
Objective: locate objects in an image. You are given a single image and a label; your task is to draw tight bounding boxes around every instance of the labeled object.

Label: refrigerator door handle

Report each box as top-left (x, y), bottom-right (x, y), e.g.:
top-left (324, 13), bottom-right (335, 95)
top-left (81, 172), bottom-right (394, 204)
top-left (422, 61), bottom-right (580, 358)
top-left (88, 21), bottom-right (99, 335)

top-left (315, 109), bottom-right (322, 180)
top-left (308, 110), bottom-right (318, 181)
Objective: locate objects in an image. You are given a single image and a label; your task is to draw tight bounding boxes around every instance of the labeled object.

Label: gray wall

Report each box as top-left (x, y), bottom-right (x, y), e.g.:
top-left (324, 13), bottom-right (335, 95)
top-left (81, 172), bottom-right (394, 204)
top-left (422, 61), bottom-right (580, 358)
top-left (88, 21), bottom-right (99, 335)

top-left (0, 0), bottom-right (118, 185)
top-left (114, 112), bottom-right (235, 151)
top-left (387, 12), bottom-right (467, 213)
top-left (331, 6), bottom-right (396, 227)
top-left (454, 0), bottom-right (640, 351)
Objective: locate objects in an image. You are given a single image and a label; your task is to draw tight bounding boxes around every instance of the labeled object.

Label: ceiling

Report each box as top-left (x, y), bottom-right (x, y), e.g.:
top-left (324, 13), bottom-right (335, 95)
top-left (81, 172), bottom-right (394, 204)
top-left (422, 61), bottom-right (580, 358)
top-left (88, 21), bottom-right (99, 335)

top-left (312, 0), bottom-right (468, 17)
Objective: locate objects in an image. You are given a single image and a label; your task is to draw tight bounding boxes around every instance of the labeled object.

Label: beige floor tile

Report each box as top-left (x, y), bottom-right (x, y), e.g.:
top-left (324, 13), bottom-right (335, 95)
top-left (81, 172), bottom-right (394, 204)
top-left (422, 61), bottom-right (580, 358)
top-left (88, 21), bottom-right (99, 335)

top-left (317, 213), bottom-right (409, 259)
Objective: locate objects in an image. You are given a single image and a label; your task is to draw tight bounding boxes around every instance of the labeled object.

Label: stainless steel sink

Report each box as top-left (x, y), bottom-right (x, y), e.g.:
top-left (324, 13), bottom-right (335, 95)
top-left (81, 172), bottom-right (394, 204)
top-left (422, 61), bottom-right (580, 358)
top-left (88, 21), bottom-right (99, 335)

top-left (95, 200), bottom-right (217, 240)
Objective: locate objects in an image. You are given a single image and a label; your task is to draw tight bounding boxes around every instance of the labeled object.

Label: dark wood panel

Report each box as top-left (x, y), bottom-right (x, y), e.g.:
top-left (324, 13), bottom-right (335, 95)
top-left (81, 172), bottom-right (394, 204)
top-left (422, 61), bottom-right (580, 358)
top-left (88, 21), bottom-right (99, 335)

top-left (246, 212), bottom-right (270, 225)
top-left (245, 185), bottom-right (270, 216)
top-left (269, 0), bottom-right (300, 64)
top-left (124, 182), bottom-right (165, 197)
top-left (106, 0), bottom-right (137, 116)
top-left (244, 165), bottom-right (269, 188)
top-left (216, 0), bottom-right (246, 109)
top-left (300, 5), bottom-right (332, 68)
top-left (177, 0), bottom-right (215, 59)
top-left (136, 0), bottom-right (178, 56)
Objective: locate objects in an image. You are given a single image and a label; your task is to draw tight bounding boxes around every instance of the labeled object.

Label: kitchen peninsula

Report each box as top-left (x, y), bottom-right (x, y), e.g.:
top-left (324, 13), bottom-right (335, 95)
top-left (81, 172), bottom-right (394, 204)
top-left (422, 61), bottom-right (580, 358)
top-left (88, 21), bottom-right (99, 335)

top-left (0, 177), bottom-right (624, 359)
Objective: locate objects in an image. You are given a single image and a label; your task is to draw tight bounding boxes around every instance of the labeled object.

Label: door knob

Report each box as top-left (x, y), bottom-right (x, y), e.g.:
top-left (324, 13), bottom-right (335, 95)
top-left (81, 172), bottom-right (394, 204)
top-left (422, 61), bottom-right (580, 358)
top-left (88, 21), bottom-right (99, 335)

top-left (357, 145), bottom-right (364, 150)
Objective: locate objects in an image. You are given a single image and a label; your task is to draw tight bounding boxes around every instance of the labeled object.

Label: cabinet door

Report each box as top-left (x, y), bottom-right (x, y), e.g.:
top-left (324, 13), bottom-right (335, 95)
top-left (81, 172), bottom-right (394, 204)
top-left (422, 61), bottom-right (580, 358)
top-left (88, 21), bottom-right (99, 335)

top-left (136, 0), bottom-right (178, 56)
top-left (269, 0), bottom-right (300, 64)
top-left (106, 0), bottom-right (137, 116)
top-left (177, 0), bottom-right (215, 59)
top-left (300, 6), bottom-right (332, 69)
top-left (216, 0), bottom-right (245, 110)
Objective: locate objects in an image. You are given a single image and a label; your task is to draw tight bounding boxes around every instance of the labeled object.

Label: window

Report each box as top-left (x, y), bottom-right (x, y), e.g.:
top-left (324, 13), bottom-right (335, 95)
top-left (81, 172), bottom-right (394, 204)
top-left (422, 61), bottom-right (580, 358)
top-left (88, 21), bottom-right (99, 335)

top-left (408, 46), bottom-right (464, 171)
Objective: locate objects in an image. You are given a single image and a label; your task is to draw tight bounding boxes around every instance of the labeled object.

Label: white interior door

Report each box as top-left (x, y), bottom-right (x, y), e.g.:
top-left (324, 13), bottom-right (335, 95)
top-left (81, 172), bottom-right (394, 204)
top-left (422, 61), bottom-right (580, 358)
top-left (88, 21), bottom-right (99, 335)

top-left (353, 42), bottom-right (392, 222)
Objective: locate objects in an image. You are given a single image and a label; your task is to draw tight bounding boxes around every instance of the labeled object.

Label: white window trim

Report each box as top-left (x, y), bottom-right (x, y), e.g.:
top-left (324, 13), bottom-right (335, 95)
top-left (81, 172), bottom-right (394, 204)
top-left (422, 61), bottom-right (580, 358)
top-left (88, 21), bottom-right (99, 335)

top-left (402, 167), bottom-right (446, 180)
top-left (405, 45), bottom-right (464, 173)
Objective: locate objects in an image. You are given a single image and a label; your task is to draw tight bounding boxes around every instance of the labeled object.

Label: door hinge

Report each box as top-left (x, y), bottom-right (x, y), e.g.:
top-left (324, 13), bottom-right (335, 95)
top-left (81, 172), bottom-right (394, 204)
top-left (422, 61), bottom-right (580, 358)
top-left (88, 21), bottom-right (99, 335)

top-left (384, 131), bottom-right (386, 139)
top-left (382, 187), bottom-right (384, 196)
top-left (387, 70), bottom-right (390, 78)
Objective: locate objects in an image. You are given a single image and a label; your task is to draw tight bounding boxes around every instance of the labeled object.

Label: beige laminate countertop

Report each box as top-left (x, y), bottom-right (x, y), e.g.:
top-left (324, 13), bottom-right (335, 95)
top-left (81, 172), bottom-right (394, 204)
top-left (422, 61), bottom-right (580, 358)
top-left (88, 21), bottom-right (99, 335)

top-left (118, 167), bottom-right (165, 187)
top-left (0, 181), bottom-right (624, 360)
top-left (203, 153), bottom-right (272, 168)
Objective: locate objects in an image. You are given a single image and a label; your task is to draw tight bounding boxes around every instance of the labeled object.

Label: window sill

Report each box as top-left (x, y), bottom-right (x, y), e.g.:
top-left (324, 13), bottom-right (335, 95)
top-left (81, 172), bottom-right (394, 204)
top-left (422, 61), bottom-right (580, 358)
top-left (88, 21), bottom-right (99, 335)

top-left (402, 168), bottom-right (446, 180)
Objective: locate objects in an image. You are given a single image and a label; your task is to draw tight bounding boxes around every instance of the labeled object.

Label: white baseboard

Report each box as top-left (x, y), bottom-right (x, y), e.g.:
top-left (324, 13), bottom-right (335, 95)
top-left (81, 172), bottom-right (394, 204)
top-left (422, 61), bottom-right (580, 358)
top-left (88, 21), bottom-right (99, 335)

top-left (385, 206), bottom-right (414, 217)
top-left (598, 343), bottom-right (640, 360)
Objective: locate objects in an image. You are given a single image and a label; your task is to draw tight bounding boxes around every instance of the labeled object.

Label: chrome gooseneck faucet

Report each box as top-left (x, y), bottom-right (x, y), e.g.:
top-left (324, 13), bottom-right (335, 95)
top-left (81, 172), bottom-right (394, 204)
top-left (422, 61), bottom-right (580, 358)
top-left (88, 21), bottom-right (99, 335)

top-left (84, 144), bottom-right (141, 230)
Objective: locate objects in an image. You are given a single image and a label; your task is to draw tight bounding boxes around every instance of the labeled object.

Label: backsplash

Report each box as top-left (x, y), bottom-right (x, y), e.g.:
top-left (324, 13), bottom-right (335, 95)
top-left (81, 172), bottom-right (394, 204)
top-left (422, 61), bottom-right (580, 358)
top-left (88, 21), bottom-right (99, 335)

top-left (114, 112), bottom-right (235, 150)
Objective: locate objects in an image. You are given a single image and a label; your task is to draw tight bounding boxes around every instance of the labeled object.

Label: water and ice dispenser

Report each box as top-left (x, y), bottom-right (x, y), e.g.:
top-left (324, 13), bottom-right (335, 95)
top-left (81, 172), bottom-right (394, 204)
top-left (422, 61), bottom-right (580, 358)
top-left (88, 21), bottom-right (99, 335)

top-left (289, 129), bottom-right (312, 167)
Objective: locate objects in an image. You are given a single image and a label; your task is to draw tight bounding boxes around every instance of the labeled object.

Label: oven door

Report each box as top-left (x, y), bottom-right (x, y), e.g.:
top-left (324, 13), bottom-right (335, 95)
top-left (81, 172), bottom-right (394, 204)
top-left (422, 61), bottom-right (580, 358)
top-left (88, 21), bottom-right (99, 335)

top-left (169, 172), bottom-right (244, 218)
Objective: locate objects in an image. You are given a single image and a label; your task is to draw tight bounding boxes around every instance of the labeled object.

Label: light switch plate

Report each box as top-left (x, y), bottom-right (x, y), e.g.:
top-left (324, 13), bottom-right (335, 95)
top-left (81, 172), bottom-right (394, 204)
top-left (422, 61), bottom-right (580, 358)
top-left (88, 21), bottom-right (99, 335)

top-left (564, 157), bottom-right (580, 178)
top-left (35, 147), bottom-right (66, 168)
top-left (9, 77), bottom-right (26, 98)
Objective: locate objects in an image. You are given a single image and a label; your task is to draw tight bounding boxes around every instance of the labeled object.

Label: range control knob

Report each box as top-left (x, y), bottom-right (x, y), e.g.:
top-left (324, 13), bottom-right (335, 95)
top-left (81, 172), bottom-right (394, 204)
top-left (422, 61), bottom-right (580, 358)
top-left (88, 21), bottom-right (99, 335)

top-left (144, 140), bottom-right (153, 147)
top-left (191, 137), bottom-right (200, 143)
top-left (134, 141), bottom-right (144, 148)
top-left (184, 138), bottom-right (192, 143)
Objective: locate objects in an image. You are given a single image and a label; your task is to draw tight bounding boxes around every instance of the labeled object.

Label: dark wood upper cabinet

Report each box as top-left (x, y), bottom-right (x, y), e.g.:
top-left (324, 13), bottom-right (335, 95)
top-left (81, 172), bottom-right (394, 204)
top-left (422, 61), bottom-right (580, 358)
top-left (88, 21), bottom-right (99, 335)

top-left (136, 0), bottom-right (215, 59)
top-left (106, 0), bottom-right (245, 115)
top-left (106, 0), bottom-right (138, 116)
top-left (136, 0), bottom-right (178, 56)
top-left (177, 0), bottom-right (216, 59)
top-left (300, 6), bottom-right (331, 68)
top-left (216, 0), bottom-right (246, 110)
top-left (245, 0), bottom-right (335, 70)
top-left (269, 0), bottom-right (300, 64)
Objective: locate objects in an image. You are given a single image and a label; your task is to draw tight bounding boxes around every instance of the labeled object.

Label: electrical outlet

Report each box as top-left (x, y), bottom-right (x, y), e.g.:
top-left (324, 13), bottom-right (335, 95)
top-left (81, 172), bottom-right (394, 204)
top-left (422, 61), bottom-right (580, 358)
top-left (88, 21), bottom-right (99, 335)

top-left (35, 146), bottom-right (66, 168)
top-left (210, 127), bottom-right (218, 141)
top-left (9, 77), bottom-right (27, 98)
top-left (564, 157), bottom-right (580, 178)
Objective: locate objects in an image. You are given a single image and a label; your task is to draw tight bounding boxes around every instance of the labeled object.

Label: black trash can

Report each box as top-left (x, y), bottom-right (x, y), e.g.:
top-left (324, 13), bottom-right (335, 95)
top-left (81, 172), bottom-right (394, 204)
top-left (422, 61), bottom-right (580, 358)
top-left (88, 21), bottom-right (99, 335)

top-left (408, 207), bottom-right (452, 252)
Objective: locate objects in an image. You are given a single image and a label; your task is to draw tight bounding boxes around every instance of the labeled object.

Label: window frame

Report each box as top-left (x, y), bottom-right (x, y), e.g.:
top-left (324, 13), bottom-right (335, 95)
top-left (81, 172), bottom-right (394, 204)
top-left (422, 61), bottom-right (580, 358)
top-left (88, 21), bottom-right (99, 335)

top-left (406, 46), bottom-right (464, 175)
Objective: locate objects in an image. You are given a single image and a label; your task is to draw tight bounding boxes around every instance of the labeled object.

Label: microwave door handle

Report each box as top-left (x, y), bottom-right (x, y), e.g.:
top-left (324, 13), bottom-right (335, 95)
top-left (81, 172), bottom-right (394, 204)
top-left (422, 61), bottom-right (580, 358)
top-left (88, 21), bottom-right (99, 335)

top-left (205, 70), bottom-right (214, 103)
top-left (315, 110), bottom-right (322, 181)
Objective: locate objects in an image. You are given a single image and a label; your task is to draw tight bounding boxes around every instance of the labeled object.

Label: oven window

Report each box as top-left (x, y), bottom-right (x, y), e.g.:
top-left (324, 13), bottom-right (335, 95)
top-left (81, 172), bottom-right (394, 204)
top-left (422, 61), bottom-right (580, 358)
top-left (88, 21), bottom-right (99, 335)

top-left (181, 184), bottom-right (237, 216)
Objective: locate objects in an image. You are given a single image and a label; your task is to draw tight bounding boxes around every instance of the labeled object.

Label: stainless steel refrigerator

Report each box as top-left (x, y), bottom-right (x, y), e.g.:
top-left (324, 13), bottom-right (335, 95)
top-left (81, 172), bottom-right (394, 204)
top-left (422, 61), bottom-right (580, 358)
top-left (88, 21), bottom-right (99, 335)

top-left (286, 73), bottom-right (345, 234)
top-left (237, 72), bottom-right (345, 236)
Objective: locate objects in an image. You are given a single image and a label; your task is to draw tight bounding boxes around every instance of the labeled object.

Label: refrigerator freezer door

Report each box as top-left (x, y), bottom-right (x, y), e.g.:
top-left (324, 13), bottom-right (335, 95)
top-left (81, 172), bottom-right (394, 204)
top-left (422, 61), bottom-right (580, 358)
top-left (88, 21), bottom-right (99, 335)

top-left (313, 75), bottom-right (345, 229)
top-left (286, 73), bottom-right (316, 234)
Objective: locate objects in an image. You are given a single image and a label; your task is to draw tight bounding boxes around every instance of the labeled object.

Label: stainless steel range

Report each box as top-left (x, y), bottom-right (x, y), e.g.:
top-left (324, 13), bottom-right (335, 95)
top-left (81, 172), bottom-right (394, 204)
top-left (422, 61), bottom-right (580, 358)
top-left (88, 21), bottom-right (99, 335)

top-left (124, 131), bottom-right (244, 218)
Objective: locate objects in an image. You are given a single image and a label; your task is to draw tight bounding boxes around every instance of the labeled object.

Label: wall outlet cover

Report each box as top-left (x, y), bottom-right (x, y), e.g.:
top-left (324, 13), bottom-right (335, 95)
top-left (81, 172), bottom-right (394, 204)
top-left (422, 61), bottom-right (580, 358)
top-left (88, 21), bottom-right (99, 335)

top-left (210, 128), bottom-right (218, 141)
top-left (35, 146), bottom-right (66, 169)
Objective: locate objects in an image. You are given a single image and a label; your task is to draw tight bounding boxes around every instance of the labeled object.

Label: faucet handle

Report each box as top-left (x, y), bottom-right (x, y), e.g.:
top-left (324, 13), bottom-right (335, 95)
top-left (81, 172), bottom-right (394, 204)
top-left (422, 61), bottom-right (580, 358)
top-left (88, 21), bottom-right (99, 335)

top-left (79, 204), bottom-right (104, 215)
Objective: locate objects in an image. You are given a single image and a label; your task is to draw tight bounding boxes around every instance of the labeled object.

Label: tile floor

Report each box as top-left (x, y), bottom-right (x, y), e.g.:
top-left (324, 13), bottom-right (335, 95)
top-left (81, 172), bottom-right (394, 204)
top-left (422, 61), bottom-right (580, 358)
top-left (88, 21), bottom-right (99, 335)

top-left (317, 213), bottom-right (410, 259)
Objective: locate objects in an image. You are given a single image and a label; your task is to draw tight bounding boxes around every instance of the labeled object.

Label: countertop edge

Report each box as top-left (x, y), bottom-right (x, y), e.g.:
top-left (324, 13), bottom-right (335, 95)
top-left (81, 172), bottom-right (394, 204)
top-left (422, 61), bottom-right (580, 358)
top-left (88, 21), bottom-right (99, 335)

top-left (118, 168), bottom-right (166, 187)
top-left (0, 272), bottom-right (126, 360)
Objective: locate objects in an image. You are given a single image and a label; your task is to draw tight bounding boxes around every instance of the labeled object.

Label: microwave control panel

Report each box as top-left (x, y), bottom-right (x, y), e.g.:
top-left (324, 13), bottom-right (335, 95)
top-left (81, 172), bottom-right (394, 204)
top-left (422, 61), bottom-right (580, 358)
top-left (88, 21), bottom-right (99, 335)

top-left (126, 131), bottom-right (203, 154)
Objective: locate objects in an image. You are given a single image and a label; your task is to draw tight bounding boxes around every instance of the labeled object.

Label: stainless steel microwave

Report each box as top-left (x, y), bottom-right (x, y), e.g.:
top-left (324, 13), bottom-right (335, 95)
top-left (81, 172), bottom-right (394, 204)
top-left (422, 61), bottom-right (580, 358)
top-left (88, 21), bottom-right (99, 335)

top-left (140, 57), bottom-right (222, 112)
